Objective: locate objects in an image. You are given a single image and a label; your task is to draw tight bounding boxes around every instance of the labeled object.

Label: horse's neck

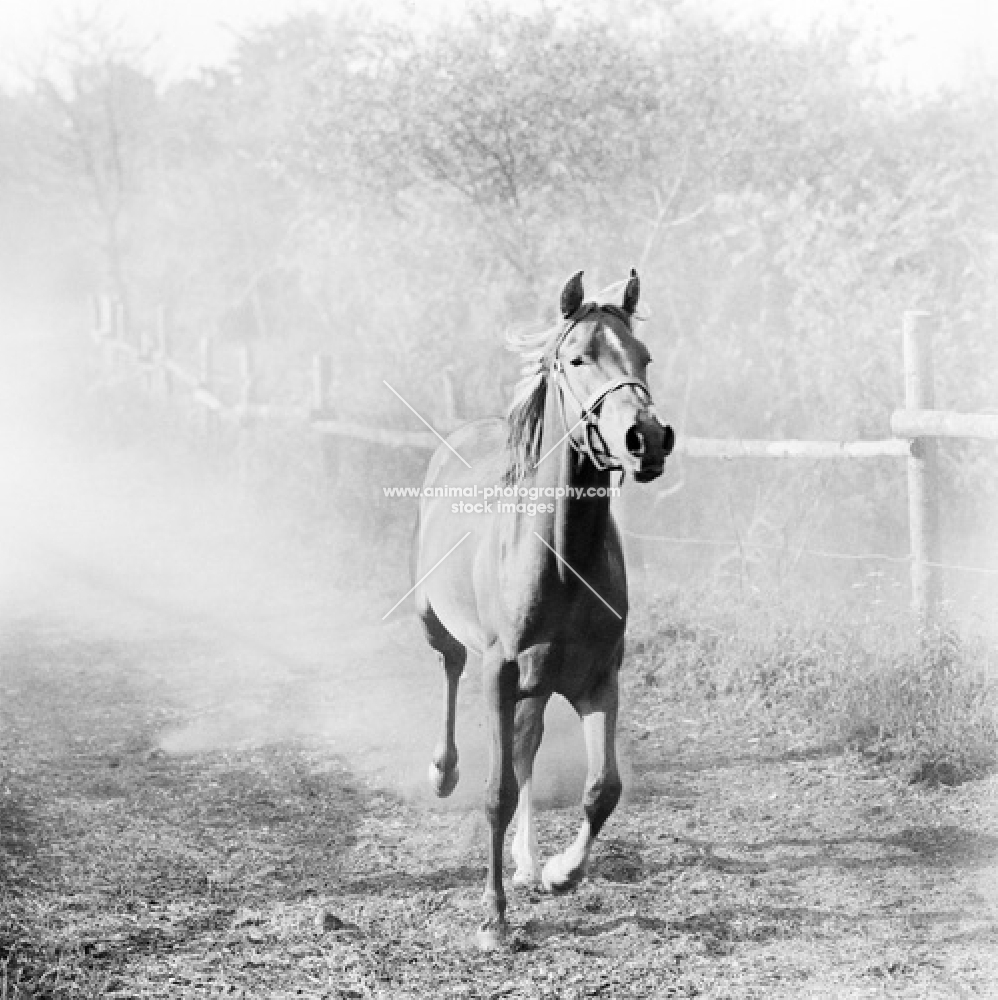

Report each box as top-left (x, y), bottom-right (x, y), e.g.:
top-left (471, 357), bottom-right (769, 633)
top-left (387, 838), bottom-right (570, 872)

top-left (533, 381), bottom-right (612, 568)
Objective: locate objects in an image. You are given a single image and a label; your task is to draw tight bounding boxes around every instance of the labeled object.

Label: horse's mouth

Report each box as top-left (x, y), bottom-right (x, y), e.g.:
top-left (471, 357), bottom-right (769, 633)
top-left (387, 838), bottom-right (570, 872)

top-left (633, 464), bottom-right (664, 483)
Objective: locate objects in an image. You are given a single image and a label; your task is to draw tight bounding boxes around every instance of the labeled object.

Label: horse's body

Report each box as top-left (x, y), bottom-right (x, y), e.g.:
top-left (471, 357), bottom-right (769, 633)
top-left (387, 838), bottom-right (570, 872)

top-left (413, 271), bottom-right (673, 948)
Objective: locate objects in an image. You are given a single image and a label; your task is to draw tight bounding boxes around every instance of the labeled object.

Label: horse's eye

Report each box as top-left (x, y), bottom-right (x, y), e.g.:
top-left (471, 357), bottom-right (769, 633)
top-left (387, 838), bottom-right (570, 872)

top-left (569, 356), bottom-right (586, 367)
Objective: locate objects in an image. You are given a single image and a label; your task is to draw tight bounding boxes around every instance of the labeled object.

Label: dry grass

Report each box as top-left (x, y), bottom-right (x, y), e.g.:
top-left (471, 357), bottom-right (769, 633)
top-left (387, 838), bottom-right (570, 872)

top-left (627, 587), bottom-right (998, 787)
top-left (2, 556), bottom-right (996, 997)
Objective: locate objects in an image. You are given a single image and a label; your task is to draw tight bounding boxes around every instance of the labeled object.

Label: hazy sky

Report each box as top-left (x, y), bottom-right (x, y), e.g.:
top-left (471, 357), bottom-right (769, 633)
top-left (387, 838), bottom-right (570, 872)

top-left (0, 0), bottom-right (995, 91)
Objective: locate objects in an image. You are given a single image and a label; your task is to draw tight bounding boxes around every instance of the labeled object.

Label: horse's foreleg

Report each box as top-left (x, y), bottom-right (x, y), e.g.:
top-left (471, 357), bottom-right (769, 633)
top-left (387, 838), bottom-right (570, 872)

top-left (429, 647), bottom-right (466, 797)
top-left (479, 649), bottom-right (518, 951)
top-left (511, 695), bottom-right (548, 889)
top-left (542, 666), bottom-right (622, 894)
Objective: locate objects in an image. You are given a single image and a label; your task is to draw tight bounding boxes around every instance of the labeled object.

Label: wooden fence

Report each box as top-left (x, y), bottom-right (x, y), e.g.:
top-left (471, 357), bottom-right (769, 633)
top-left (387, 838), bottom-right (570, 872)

top-left (92, 299), bottom-right (997, 620)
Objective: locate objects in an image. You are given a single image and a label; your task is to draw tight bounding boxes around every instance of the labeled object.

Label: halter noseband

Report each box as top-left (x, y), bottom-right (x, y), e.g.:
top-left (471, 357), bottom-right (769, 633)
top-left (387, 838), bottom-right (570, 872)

top-left (548, 304), bottom-right (655, 472)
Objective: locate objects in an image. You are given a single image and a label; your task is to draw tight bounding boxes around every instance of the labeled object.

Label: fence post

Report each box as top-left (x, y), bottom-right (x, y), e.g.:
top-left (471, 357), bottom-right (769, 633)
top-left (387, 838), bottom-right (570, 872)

top-left (902, 310), bottom-right (941, 622)
top-left (114, 299), bottom-right (126, 342)
top-left (236, 343), bottom-right (256, 486)
top-left (440, 365), bottom-right (457, 427)
top-left (93, 295), bottom-right (113, 377)
top-left (312, 353), bottom-right (339, 483)
top-left (237, 343), bottom-right (254, 411)
top-left (312, 353), bottom-right (332, 413)
top-left (156, 307), bottom-right (172, 398)
top-left (138, 323), bottom-right (154, 392)
top-left (104, 298), bottom-right (125, 374)
top-left (92, 295), bottom-right (108, 341)
top-left (199, 335), bottom-right (217, 439)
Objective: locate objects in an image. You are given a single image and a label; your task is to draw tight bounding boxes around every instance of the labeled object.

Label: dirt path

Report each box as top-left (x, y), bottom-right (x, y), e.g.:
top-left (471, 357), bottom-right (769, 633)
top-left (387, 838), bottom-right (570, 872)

top-left (3, 542), bottom-right (997, 999)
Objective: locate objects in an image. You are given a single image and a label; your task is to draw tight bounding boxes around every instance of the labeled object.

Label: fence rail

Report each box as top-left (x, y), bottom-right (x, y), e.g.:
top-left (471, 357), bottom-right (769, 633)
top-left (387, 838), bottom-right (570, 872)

top-left (91, 298), bottom-right (995, 620)
top-left (891, 409), bottom-right (998, 441)
top-left (678, 436), bottom-right (912, 460)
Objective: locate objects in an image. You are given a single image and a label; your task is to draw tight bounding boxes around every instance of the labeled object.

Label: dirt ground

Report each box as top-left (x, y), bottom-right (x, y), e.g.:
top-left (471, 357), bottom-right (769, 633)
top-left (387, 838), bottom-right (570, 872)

top-left (2, 524), bottom-right (997, 1000)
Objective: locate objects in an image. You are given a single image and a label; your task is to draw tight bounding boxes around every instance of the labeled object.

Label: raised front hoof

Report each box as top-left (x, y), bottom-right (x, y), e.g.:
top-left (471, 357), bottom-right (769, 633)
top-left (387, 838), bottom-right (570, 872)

top-left (475, 918), bottom-right (509, 952)
top-left (428, 761), bottom-right (459, 798)
top-left (541, 855), bottom-right (588, 895)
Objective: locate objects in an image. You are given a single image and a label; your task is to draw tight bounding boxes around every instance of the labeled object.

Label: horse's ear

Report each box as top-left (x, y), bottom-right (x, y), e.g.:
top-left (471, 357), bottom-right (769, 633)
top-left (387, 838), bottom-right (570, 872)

top-left (560, 270), bottom-right (585, 318)
top-left (622, 268), bottom-right (641, 316)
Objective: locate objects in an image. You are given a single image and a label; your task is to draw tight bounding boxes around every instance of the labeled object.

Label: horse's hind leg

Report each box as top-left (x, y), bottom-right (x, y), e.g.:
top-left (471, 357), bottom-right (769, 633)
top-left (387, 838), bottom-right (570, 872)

top-left (511, 695), bottom-right (549, 888)
top-left (421, 605), bottom-right (466, 798)
top-left (543, 656), bottom-right (623, 894)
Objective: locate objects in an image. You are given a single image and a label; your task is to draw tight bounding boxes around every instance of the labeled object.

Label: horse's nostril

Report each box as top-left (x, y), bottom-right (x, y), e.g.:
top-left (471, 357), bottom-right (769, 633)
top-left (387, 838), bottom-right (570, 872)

top-left (625, 427), bottom-right (646, 457)
top-left (663, 425), bottom-right (675, 457)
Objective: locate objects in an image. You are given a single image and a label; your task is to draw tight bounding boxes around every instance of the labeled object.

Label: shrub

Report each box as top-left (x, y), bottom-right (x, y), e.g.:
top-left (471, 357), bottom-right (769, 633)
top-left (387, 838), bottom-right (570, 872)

top-left (628, 587), bottom-right (998, 785)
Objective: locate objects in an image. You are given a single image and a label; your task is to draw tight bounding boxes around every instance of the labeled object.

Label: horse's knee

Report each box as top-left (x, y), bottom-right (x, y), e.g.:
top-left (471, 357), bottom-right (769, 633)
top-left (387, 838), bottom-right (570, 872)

top-left (584, 775), bottom-right (622, 836)
top-left (443, 652), bottom-right (465, 681)
top-left (422, 605), bottom-right (466, 671)
top-left (485, 781), bottom-right (519, 830)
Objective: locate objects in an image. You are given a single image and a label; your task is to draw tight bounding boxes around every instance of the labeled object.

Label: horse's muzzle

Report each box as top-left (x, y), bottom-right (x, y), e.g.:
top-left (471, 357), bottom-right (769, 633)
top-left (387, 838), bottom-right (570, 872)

top-left (627, 421), bottom-right (673, 482)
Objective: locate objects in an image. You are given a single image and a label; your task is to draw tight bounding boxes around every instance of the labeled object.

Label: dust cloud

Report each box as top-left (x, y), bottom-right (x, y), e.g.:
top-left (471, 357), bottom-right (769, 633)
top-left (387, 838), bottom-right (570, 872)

top-left (0, 292), bottom-right (596, 813)
top-left (1, 0), bottom-right (994, 834)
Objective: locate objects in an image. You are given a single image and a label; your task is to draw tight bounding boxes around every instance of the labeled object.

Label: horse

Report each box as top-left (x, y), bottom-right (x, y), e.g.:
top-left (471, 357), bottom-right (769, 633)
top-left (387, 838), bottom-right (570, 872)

top-left (412, 269), bottom-right (674, 949)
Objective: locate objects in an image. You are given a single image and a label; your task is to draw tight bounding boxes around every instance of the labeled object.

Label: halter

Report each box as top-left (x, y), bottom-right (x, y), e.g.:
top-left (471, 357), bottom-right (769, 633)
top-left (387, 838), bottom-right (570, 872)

top-left (547, 303), bottom-right (656, 472)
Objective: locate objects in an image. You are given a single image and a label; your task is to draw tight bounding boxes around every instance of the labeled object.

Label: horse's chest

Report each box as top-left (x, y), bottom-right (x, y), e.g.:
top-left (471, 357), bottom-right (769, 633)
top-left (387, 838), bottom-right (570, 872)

top-left (516, 643), bottom-right (557, 696)
top-left (514, 636), bottom-right (622, 700)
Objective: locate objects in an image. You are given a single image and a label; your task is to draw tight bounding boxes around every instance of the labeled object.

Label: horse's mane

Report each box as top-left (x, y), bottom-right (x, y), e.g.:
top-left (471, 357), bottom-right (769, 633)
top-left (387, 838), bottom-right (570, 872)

top-left (502, 319), bottom-right (559, 485)
top-left (501, 281), bottom-right (647, 485)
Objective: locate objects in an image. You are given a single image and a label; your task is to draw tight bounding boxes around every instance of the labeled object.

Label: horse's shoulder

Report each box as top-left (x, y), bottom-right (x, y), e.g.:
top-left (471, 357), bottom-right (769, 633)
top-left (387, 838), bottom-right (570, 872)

top-left (425, 418), bottom-right (506, 485)
top-left (448, 417), bottom-right (505, 453)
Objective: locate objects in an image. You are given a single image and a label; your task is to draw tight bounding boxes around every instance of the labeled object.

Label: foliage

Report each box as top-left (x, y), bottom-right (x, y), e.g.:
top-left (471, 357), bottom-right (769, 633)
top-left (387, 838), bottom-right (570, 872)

top-left (1, 2), bottom-right (995, 572)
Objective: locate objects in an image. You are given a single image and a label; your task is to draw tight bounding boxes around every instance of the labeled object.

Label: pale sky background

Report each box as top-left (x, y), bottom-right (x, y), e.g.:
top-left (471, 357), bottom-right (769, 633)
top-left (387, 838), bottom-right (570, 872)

top-left (0, 0), bottom-right (995, 91)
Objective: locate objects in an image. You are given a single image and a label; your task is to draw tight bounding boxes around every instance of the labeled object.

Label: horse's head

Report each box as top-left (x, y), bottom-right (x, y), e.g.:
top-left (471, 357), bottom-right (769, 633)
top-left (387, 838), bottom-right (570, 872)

top-left (547, 269), bottom-right (674, 482)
